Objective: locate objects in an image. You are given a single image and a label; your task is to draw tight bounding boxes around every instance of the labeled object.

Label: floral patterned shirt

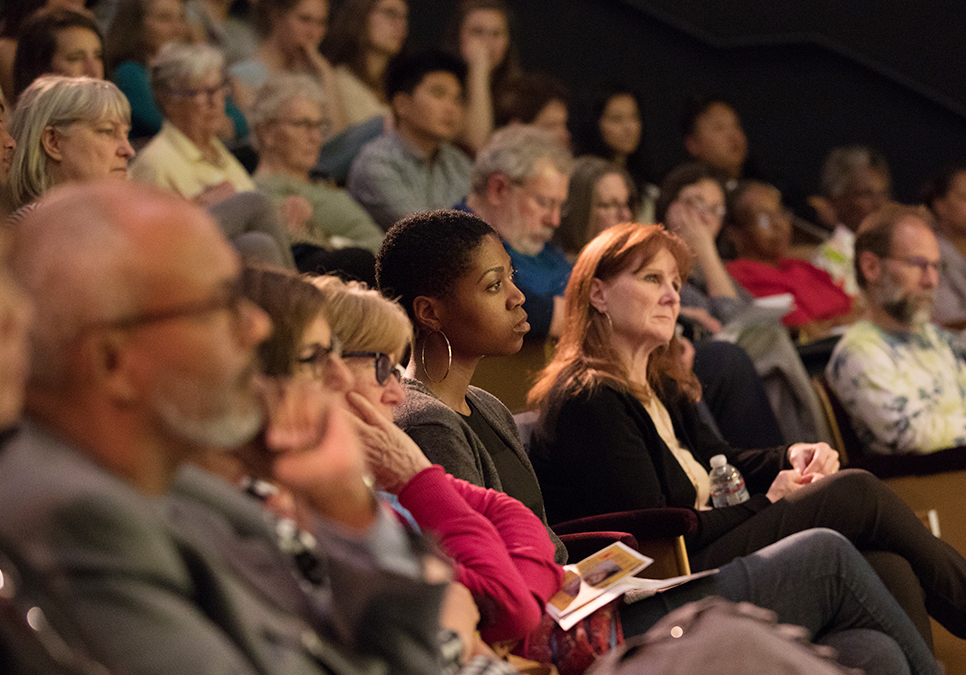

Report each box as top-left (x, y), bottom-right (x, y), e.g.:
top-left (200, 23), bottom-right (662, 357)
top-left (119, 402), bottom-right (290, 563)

top-left (826, 319), bottom-right (966, 454)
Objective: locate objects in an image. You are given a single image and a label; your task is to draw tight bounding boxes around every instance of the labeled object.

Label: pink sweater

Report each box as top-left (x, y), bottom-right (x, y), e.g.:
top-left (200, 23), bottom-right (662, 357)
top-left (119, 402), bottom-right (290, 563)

top-left (397, 465), bottom-right (564, 643)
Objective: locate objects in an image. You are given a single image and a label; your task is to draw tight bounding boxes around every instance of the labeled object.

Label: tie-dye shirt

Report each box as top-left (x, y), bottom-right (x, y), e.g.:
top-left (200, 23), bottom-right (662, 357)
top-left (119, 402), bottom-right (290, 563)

top-left (826, 319), bottom-right (966, 454)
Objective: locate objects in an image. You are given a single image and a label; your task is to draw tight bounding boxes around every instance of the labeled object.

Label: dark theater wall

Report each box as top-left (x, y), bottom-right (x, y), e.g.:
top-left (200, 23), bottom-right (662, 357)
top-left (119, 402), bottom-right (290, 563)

top-left (403, 0), bottom-right (966, 215)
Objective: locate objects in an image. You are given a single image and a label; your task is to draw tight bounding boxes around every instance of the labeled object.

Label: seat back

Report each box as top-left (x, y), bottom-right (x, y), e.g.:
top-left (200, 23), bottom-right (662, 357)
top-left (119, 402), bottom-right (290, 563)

top-left (470, 339), bottom-right (554, 413)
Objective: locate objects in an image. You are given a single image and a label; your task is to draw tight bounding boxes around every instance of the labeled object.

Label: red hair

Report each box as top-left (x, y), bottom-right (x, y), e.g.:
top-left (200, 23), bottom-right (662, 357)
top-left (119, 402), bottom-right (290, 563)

top-left (528, 222), bottom-right (700, 420)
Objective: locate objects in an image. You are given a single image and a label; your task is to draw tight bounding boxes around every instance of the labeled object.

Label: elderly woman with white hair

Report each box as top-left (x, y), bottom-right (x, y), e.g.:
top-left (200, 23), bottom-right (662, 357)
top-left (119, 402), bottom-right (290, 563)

top-left (130, 41), bottom-right (296, 267)
top-left (251, 74), bottom-right (382, 283)
top-left (8, 75), bottom-right (135, 214)
top-left (130, 41), bottom-right (254, 201)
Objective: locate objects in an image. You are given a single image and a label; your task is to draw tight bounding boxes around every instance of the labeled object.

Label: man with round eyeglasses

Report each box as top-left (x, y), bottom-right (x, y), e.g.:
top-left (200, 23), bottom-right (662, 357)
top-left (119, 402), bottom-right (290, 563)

top-left (827, 203), bottom-right (966, 454)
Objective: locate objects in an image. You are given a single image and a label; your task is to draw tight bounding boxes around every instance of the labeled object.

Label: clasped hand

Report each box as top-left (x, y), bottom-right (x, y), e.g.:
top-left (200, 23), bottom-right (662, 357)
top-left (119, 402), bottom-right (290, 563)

top-left (765, 442), bottom-right (840, 503)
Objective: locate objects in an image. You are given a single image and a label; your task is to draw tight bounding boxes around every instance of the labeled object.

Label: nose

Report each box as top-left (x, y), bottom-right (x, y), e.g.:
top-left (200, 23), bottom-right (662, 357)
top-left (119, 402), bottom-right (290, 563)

top-left (506, 277), bottom-right (525, 309)
top-left (381, 376), bottom-right (405, 408)
top-left (324, 354), bottom-right (355, 394)
top-left (84, 56), bottom-right (101, 78)
top-left (618, 204), bottom-right (632, 223)
top-left (118, 136), bottom-right (135, 159)
top-left (242, 299), bottom-right (272, 347)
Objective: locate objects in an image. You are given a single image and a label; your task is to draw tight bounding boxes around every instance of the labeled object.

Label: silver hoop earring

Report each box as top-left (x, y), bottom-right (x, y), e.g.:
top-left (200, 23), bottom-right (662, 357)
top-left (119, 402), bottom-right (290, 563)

top-left (599, 308), bottom-right (613, 331)
top-left (420, 329), bottom-right (452, 383)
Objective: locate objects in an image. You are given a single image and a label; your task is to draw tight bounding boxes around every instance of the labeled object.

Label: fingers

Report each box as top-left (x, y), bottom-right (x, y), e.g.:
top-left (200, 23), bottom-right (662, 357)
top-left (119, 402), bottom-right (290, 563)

top-left (346, 390), bottom-right (384, 426)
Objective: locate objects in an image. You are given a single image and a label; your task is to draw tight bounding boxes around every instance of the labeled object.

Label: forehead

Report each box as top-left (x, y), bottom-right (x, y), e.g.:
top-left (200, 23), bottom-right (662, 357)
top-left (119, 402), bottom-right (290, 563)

top-left (301, 313), bottom-right (331, 345)
top-left (525, 160), bottom-right (569, 194)
top-left (280, 96), bottom-right (322, 116)
top-left (679, 178), bottom-right (724, 203)
top-left (696, 103), bottom-right (738, 129)
top-left (595, 173), bottom-right (629, 198)
top-left (291, 0), bottom-right (327, 16)
top-left (55, 25), bottom-right (101, 46)
top-left (603, 94), bottom-right (638, 116)
top-left (739, 184), bottom-right (780, 212)
top-left (416, 71), bottom-right (461, 92)
top-left (631, 247), bottom-right (680, 278)
top-left (890, 217), bottom-right (939, 258)
top-left (844, 167), bottom-right (889, 193)
top-left (464, 8), bottom-right (506, 28)
top-left (466, 234), bottom-right (509, 276)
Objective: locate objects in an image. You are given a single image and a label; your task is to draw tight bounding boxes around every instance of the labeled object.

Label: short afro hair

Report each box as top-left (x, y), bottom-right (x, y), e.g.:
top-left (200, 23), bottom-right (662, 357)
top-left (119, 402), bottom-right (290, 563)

top-left (376, 210), bottom-right (496, 332)
top-left (385, 50), bottom-right (467, 101)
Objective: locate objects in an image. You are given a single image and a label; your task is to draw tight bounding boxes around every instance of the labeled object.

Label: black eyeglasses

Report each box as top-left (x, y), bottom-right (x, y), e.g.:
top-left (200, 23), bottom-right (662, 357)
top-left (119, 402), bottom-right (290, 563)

top-left (84, 278), bottom-right (248, 332)
top-left (886, 256), bottom-right (946, 275)
top-left (342, 351), bottom-right (402, 386)
top-left (296, 337), bottom-right (343, 380)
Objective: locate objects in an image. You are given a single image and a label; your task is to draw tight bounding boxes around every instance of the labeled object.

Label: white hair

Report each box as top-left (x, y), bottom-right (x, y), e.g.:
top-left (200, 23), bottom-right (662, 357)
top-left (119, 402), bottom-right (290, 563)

top-left (248, 74), bottom-right (328, 152)
top-left (471, 125), bottom-right (573, 195)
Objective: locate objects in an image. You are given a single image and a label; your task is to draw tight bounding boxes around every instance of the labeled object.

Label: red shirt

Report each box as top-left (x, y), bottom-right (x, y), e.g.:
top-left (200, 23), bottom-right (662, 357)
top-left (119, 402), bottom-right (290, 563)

top-left (726, 258), bottom-right (852, 327)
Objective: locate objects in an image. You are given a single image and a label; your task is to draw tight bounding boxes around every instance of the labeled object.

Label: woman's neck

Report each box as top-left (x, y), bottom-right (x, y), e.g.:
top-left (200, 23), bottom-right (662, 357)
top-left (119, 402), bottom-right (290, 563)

top-left (255, 155), bottom-right (310, 182)
top-left (610, 335), bottom-right (652, 389)
top-left (411, 336), bottom-right (478, 415)
top-left (365, 51), bottom-right (391, 95)
top-left (258, 40), bottom-right (301, 73)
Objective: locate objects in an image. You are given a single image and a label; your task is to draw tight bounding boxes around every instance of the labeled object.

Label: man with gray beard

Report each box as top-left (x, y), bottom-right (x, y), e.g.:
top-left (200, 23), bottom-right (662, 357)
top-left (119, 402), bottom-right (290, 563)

top-left (0, 181), bottom-right (450, 675)
top-left (826, 203), bottom-right (966, 454)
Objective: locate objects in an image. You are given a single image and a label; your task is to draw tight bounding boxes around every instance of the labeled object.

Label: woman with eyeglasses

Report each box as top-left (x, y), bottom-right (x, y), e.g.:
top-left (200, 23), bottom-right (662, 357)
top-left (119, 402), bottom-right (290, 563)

top-left (658, 162), bottom-right (831, 446)
top-left (105, 0), bottom-right (248, 144)
top-left (555, 156), bottom-right (637, 262)
top-left (724, 180), bottom-right (854, 339)
top-left (250, 74), bottom-right (383, 284)
top-left (228, 0), bottom-right (347, 136)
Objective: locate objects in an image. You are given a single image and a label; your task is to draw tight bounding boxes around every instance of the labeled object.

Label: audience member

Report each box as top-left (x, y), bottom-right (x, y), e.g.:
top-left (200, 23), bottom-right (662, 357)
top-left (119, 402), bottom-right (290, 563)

top-left (827, 204), bottom-right (966, 455)
top-left (107, 0), bottom-right (235, 143)
top-left (443, 0), bottom-right (519, 153)
top-left (250, 75), bottom-right (382, 282)
top-left (576, 86), bottom-right (656, 219)
top-left (0, 92), bottom-right (17, 203)
top-left (12, 7), bottom-right (104, 101)
top-left (920, 162), bottom-right (966, 328)
top-left (657, 161), bottom-right (829, 444)
top-left (494, 71), bottom-right (570, 149)
top-left (0, 180), bottom-right (453, 674)
top-left (228, 0), bottom-right (347, 136)
top-left (527, 221), bottom-right (966, 644)
top-left (725, 180), bottom-right (853, 336)
top-left (130, 41), bottom-right (254, 199)
top-left (322, 0), bottom-right (408, 126)
top-left (378, 210), bottom-right (946, 672)
top-left (1, 0), bottom-right (90, 99)
top-left (184, 0), bottom-right (258, 66)
top-left (555, 156), bottom-right (636, 261)
top-left (347, 50), bottom-right (471, 231)
top-left (8, 76), bottom-right (134, 212)
top-left (464, 125), bottom-right (572, 338)
top-left (680, 95), bottom-right (748, 182)
top-left (810, 146), bottom-right (892, 296)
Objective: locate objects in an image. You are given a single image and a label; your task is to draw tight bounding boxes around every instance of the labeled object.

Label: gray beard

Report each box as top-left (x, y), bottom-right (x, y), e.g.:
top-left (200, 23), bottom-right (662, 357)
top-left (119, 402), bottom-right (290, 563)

top-left (877, 272), bottom-right (934, 328)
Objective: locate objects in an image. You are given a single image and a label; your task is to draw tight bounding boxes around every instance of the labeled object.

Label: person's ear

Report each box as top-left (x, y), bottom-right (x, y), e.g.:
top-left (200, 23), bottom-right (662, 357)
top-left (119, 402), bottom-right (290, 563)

top-left (412, 295), bottom-right (443, 334)
top-left (40, 126), bottom-right (63, 162)
top-left (588, 278), bottom-right (608, 315)
top-left (486, 172), bottom-right (513, 207)
top-left (392, 91), bottom-right (413, 123)
top-left (684, 133), bottom-right (700, 158)
top-left (859, 251), bottom-right (882, 287)
top-left (81, 330), bottom-right (139, 404)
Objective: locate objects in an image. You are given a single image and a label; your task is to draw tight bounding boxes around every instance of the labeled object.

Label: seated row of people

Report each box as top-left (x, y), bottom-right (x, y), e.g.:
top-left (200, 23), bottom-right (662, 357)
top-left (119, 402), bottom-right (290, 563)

top-left (0, 180), bottom-right (945, 674)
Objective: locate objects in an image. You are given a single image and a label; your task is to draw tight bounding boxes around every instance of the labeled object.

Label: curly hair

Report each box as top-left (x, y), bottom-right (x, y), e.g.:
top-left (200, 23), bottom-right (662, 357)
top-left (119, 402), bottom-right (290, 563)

top-left (376, 209), bottom-right (496, 335)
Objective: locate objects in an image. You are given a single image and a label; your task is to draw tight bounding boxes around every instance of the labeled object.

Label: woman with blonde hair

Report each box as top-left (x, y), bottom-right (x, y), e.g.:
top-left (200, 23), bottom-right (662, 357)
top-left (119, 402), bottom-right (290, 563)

top-left (8, 75), bottom-right (133, 211)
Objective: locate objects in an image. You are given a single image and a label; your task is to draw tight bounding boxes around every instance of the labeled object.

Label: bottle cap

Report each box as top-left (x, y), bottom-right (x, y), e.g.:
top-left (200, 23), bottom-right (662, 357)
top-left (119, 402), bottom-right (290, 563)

top-left (710, 454), bottom-right (727, 468)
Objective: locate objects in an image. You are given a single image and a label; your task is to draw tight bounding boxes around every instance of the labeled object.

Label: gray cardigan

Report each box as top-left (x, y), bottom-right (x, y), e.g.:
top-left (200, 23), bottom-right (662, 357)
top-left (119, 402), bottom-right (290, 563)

top-left (394, 378), bottom-right (567, 564)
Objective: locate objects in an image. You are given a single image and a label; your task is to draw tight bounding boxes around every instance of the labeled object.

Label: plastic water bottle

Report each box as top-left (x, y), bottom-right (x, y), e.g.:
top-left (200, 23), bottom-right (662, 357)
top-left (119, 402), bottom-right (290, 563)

top-left (709, 454), bottom-right (750, 508)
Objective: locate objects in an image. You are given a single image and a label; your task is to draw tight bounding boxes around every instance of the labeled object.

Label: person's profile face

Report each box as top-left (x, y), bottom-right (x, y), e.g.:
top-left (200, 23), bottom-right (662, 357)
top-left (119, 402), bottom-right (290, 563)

top-left (834, 168), bottom-right (890, 232)
top-left (503, 160), bottom-right (569, 256)
top-left (262, 96), bottom-right (328, 174)
top-left (432, 234), bottom-right (528, 360)
top-left (874, 218), bottom-right (940, 326)
top-left (675, 178), bottom-right (726, 238)
top-left (0, 101), bottom-right (16, 186)
top-left (47, 115), bottom-right (134, 184)
top-left (366, 0), bottom-right (408, 57)
top-left (395, 71), bottom-right (464, 144)
top-left (144, 0), bottom-right (189, 55)
top-left (276, 0), bottom-right (329, 49)
top-left (532, 99), bottom-right (570, 149)
top-left (733, 184), bottom-right (790, 263)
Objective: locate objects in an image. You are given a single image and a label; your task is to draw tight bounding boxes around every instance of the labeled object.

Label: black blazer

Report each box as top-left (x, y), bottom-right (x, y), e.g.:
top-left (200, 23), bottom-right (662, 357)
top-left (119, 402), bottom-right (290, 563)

top-left (530, 382), bottom-right (792, 551)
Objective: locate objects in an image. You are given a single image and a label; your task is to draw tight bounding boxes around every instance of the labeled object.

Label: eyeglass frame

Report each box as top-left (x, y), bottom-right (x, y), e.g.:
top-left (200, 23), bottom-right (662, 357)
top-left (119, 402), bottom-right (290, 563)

top-left (296, 336), bottom-right (343, 380)
top-left (885, 255), bottom-right (946, 275)
top-left (80, 278), bottom-right (249, 334)
top-left (342, 351), bottom-right (403, 386)
top-left (166, 80), bottom-right (230, 101)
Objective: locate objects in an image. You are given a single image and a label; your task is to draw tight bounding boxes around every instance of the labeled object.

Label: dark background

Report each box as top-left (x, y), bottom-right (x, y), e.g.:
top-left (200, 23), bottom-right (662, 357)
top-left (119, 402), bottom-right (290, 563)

top-left (402, 0), bottom-right (966, 215)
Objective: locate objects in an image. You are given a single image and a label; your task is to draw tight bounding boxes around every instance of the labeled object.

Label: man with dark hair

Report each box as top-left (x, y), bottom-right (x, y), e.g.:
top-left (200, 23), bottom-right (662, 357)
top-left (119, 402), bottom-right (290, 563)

top-left (826, 203), bottom-right (966, 454)
top-left (348, 50), bottom-right (472, 230)
top-left (811, 146), bottom-right (892, 296)
top-left (681, 96), bottom-right (748, 182)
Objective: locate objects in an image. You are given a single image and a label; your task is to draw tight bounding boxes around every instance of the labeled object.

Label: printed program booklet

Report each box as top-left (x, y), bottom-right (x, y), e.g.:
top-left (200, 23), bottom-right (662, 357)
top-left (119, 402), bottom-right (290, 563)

top-left (546, 541), bottom-right (719, 630)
